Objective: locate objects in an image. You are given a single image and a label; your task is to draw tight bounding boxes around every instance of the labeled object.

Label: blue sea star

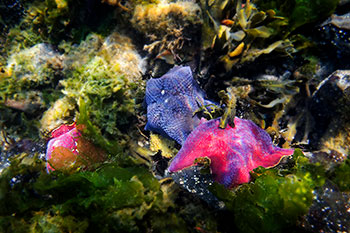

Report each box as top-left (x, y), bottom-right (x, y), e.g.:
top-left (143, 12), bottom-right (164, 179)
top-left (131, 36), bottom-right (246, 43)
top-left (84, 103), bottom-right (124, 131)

top-left (145, 66), bottom-right (214, 145)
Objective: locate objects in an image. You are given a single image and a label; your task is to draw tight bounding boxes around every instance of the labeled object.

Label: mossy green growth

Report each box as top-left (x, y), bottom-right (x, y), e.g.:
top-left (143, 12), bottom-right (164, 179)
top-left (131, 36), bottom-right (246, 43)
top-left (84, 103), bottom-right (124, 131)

top-left (61, 55), bottom-right (138, 140)
top-left (0, 43), bottom-right (63, 140)
top-left (210, 149), bottom-right (326, 233)
top-left (256, 0), bottom-right (339, 31)
top-left (3, 0), bottom-right (91, 50)
top-left (58, 32), bottom-right (144, 147)
top-left (1, 0), bottom-right (121, 64)
top-left (1, 44), bottom-right (63, 100)
top-left (0, 151), bottom-right (187, 233)
top-left (330, 158), bottom-right (350, 192)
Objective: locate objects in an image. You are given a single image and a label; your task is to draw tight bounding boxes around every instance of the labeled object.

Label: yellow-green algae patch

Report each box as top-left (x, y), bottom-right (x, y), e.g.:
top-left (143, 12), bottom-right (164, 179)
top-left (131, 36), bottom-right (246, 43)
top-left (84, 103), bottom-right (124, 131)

top-left (131, 0), bottom-right (202, 63)
top-left (43, 32), bottom-right (146, 144)
top-left (40, 96), bottom-right (77, 136)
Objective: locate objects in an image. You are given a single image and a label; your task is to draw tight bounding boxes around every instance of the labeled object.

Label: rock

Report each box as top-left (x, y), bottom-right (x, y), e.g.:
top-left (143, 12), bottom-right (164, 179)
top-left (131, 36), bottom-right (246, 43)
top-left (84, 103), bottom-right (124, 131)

top-left (6, 43), bottom-right (63, 86)
top-left (40, 96), bottom-right (77, 136)
top-left (169, 165), bottom-right (222, 208)
top-left (309, 70), bottom-right (350, 154)
top-left (301, 181), bottom-right (350, 232)
top-left (319, 13), bottom-right (350, 56)
top-left (131, 1), bottom-right (202, 64)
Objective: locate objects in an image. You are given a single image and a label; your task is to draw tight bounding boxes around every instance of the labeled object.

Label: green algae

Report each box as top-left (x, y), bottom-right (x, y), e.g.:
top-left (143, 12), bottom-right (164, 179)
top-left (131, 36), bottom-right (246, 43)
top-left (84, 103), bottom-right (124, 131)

top-left (209, 149), bottom-right (335, 233)
top-left (256, 0), bottom-right (339, 31)
top-left (1, 0), bottom-right (350, 232)
top-left (1, 44), bottom-right (63, 101)
top-left (330, 158), bottom-right (350, 192)
top-left (208, 151), bottom-right (350, 232)
top-left (0, 43), bottom-right (63, 140)
top-left (62, 56), bottom-right (134, 137)
top-left (1, 0), bottom-right (74, 61)
top-left (59, 36), bottom-right (143, 145)
top-left (0, 150), bottom-right (216, 233)
top-left (0, 0), bottom-right (126, 65)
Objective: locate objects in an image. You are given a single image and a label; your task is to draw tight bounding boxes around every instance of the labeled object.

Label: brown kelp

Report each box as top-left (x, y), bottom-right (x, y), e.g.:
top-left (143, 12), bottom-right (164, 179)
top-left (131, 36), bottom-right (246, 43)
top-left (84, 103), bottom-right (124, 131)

top-left (200, 0), bottom-right (339, 71)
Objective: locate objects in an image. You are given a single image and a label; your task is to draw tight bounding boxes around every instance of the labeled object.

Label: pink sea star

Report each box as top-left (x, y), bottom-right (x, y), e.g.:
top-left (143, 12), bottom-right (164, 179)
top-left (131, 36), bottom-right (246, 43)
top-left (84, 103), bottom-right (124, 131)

top-left (168, 117), bottom-right (294, 188)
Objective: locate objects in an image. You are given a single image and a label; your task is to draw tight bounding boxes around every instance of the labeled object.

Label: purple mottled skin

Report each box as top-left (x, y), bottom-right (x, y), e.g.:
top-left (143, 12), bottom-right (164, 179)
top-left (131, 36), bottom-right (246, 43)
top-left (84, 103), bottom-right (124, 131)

top-left (168, 117), bottom-right (294, 188)
top-left (145, 66), bottom-right (215, 145)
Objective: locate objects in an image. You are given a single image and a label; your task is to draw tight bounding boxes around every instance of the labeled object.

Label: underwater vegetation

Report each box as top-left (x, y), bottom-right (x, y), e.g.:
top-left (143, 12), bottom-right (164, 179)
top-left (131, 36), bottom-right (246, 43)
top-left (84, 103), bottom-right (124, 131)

top-left (1, 0), bottom-right (350, 232)
top-left (0, 0), bottom-right (117, 60)
top-left (59, 32), bottom-right (145, 142)
top-left (0, 43), bottom-right (63, 141)
top-left (0, 156), bottom-right (188, 232)
top-left (131, 1), bottom-right (202, 65)
top-left (209, 149), bottom-right (350, 233)
top-left (200, 0), bottom-right (339, 71)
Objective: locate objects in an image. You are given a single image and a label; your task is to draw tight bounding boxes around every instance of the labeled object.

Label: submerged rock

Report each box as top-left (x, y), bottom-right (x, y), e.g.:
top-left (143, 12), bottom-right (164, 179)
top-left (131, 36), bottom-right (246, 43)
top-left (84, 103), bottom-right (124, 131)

top-left (6, 43), bottom-right (63, 86)
top-left (301, 181), bottom-right (350, 232)
top-left (319, 12), bottom-right (350, 56)
top-left (99, 32), bottom-right (146, 82)
top-left (309, 70), bottom-right (350, 154)
top-left (169, 165), bottom-right (222, 208)
top-left (131, 1), bottom-right (202, 64)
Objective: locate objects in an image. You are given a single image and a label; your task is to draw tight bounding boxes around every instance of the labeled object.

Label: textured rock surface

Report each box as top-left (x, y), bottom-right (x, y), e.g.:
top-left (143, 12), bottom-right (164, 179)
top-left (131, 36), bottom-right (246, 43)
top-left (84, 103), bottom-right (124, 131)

top-left (302, 181), bottom-right (350, 232)
top-left (309, 70), bottom-right (350, 154)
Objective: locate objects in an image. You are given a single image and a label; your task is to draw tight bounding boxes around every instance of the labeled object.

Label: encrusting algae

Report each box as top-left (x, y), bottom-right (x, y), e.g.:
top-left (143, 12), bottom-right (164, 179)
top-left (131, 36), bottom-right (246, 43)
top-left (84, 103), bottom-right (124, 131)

top-left (40, 96), bottom-right (77, 137)
top-left (131, 1), bottom-right (202, 63)
top-left (59, 32), bottom-right (145, 141)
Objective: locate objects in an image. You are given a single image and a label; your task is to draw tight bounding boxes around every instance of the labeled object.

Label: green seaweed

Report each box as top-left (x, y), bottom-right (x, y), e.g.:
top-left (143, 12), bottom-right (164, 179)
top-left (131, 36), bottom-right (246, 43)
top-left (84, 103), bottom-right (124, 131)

top-left (256, 0), bottom-right (339, 31)
top-left (0, 149), bottom-right (216, 233)
top-left (61, 55), bottom-right (139, 141)
top-left (0, 43), bottom-right (64, 141)
top-left (330, 158), bottom-right (350, 192)
top-left (0, 0), bottom-right (123, 64)
top-left (210, 149), bottom-right (327, 233)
